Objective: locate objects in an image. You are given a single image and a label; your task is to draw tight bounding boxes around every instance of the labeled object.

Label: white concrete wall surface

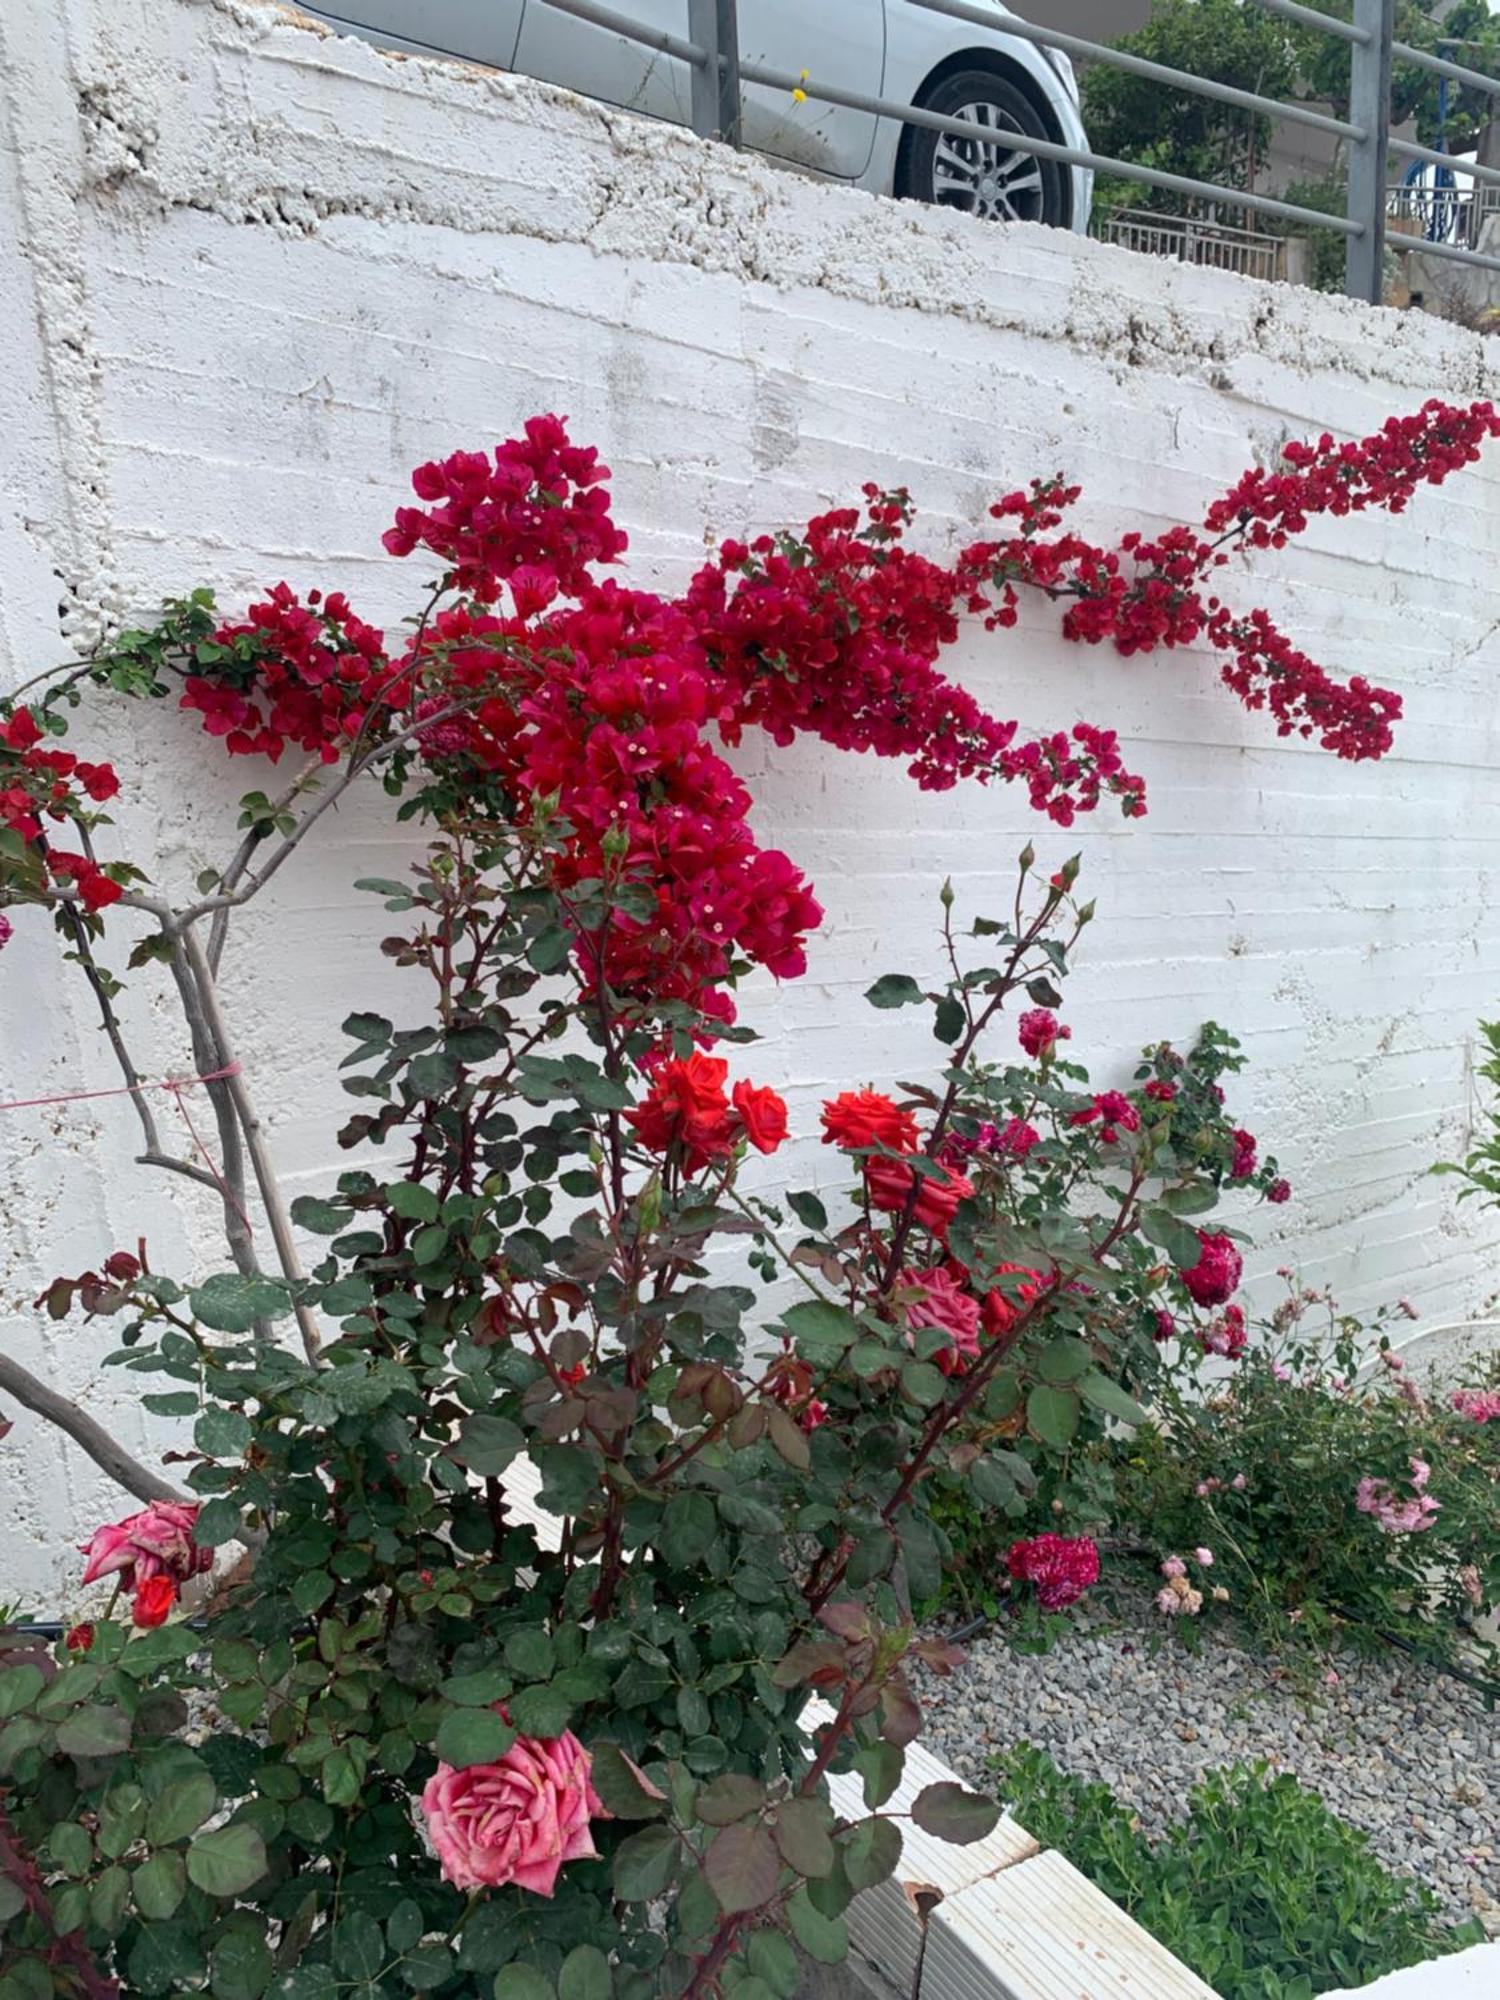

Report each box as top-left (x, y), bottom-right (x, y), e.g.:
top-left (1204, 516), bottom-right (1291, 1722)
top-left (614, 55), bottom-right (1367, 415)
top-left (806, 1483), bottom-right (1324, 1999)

top-left (5, 0), bottom-right (1500, 1601)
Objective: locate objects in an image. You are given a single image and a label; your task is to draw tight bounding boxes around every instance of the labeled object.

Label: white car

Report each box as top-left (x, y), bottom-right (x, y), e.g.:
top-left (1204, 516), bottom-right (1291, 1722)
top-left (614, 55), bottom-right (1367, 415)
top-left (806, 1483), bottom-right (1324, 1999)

top-left (299, 2), bottom-right (1092, 231)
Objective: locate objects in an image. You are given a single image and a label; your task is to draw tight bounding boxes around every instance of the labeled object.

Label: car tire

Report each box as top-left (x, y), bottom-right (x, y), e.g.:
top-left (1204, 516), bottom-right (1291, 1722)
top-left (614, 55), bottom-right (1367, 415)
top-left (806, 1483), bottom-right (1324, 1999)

top-left (896, 68), bottom-right (1069, 229)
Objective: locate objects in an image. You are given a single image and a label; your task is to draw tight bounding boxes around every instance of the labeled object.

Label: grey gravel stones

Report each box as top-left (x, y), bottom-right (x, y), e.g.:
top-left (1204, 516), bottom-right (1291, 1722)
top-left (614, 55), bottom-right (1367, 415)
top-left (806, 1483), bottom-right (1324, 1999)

top-left (917, 1599), bottom-right (1500, 1937)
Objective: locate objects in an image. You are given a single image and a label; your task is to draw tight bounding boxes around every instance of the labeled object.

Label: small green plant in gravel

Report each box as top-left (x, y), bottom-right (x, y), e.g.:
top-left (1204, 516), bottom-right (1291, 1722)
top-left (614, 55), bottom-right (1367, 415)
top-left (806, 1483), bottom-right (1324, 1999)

top-left (993, 1745), bottom-right (1484, 1998)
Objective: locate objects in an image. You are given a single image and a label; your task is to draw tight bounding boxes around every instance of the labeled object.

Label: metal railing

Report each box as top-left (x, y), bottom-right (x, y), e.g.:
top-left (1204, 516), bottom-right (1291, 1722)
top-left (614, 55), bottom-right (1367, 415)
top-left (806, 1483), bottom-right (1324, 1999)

top-left (1102, 207), bottom-right (1286, 283)
top-left (1389, 177), bottom-right (1500, 252)
top-left (535, 0), bottom-right (1500, 305)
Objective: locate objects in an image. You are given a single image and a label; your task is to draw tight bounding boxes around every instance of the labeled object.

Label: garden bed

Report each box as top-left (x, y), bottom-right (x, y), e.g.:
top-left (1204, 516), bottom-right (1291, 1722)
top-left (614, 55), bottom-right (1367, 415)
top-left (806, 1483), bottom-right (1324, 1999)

top-left (918, 1592), bottom-right (1500, 1939)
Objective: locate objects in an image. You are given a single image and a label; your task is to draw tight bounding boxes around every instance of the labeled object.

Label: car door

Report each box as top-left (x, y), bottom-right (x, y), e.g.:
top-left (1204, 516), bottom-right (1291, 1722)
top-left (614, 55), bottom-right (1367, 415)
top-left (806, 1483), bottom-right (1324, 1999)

top-left (739, 0), bottom-right (884, 182)
top-left (517, 1), bottom-right (884, 182)
top-left (516, 1), bottom-right (686, 128)
top-left (299, 3), bottom-right (526, 69)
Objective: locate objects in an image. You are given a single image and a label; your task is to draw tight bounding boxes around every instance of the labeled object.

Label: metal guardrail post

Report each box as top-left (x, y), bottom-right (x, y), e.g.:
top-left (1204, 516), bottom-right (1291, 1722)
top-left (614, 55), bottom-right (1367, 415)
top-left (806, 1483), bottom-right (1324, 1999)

top-left (687, 0), bottom-right (741, 145)
top-left (1346, 0), bottom-right (1394, 302)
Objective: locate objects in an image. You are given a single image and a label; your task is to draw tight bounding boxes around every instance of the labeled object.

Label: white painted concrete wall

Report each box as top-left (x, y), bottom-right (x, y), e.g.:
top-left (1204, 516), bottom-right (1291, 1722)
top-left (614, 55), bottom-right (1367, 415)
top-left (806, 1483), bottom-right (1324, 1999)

top-left (5, 0), bottom-right (1500, 1602)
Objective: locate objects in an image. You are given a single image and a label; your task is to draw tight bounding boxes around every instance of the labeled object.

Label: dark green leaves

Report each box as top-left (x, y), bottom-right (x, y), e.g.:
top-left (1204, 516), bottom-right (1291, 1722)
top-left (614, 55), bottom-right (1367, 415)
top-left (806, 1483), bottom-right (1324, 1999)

top-left (493, 1971), bottom-right (555, 2000)
top-left (508, 1683), bottom-right (576, 1739)
top-left (911, 1781), bottom-right (1002, 1844)
top-left (190, 1272), bottom-right (292, 1333)
top-left (658, 1492), bottom-right (717, 1568)
top-left (1026, 1384), bottom-right (1081, 1448)
top-left (696, 1774), bottom-right (765, 1826)
top-left (704, 1823), bottom-right (781, 1914)
top-left (558, 1946), bottom-right (611, 2000)
top-left (900, 1361), bottom-right (947, 1410)
top-left (450, 1414), bottom-right (524, 1476)
top-left (852, 1741), bottom-right (904, 1811)
top-left (289, 1195), bottom-right (348, 1234)
top-left (194, 1407), bottom-right (252, 1459)
top-left (588, 1744), bottom-right (666, 1820)
top-left (865, 974), bottom-right (925, 1009)
top-left (434, 1709), bottom-right (516, 1769)
top-left (612, 1825), bottom-right (680, 1901)
top-left (131, 1851), bottom-right (186, 1920)
top-left (56, 1706), bottom-right (131, 1758)
top-left (1140, 1204), bottom-right (1208, 1270)
top-left (145, 1772), bottom-right (218, 1845)
top-left (786, 1190), bottom-right (828, 1232)
top-left (840, 1815), bottom-right (902, 1890)
top-left (1078, 1372), bottom-right (1148, 1425)
top-left (933, 995), bottom-right (967, 1045)
top-left (770, 1800), bottom-right (834, 1878)
top-left (184, 1823), bottom-right (268, 1897)
top-left (780, 1299), bottom-right (861, 1361)
top-left (787, 1887), bottom-right (848, 1963)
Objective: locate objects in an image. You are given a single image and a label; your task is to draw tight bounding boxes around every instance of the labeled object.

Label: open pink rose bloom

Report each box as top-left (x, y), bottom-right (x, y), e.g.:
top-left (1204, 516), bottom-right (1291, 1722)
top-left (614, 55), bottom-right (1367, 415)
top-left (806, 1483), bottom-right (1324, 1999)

top-left (420, 1725), bottom-right (605, 1896)
top-left (79, 1500), bottom-right (211, 1589)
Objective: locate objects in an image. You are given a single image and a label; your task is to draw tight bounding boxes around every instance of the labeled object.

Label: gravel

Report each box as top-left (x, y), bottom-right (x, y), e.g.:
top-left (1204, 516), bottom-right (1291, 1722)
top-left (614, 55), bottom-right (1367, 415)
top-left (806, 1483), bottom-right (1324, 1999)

top-left (916, 1594), bottom-right (1500, 1938)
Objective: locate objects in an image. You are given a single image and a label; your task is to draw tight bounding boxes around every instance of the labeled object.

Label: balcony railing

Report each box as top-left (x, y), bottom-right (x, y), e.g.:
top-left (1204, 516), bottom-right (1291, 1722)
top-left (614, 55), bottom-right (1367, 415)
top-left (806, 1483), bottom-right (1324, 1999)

top-left (1100, 207), bottom-right (1286, 284)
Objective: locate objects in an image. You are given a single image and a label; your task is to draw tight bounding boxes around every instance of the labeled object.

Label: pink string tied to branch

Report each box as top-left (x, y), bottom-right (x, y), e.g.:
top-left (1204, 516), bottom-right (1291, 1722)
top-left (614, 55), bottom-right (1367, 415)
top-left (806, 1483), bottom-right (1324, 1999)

top-left (0, 1063), bottom-right (253, 1235)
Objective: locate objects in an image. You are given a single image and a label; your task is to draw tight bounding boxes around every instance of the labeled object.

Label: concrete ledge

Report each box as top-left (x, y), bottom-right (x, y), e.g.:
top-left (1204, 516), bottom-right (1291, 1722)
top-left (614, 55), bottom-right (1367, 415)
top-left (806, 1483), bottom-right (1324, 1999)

top-left (1323, 1941), bottom-right (1500, 1997)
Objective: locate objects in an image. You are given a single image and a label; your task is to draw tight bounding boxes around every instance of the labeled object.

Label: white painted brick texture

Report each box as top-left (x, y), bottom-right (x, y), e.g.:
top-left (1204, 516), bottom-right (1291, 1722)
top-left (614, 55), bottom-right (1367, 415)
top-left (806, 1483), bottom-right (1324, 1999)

top-left (4, 0), bottom-right (1500, 1599)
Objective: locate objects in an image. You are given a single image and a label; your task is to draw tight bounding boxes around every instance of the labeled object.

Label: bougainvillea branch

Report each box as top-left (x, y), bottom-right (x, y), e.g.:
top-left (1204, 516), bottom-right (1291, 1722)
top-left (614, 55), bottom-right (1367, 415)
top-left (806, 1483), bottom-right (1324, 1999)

top-left (957, 397), bottom-right (1500, 763)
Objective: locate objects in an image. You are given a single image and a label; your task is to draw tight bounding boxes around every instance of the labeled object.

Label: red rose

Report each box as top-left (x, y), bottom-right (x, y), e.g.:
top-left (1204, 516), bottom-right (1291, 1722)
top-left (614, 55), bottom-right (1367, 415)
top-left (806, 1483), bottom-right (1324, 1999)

top-left (866, 1157), bottom-right (974, 1236)
top-left (131, 1576), bottom-right (178, 1629)
top-left (820, 1090), bottom-right (919, 1154)
top-left (731, 1080), bottom-right (788, 1155)
top-left (64, 1623), bottom-right (95, 1654)
top-left (982, 1262), bottom-right (1044, 1339)
top-left (627, 1053), bottom-right (735, 1168)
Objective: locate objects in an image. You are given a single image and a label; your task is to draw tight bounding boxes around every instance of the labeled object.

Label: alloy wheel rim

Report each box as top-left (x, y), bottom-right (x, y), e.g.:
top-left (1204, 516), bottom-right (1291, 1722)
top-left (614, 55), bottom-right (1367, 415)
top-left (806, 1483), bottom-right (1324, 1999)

top-left (930, 101), bottom-right (1046, 221)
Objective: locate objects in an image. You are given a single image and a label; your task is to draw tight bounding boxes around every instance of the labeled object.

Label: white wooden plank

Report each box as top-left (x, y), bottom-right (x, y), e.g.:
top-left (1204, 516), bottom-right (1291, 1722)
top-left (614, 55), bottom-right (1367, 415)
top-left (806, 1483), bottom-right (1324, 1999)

top-left (923, 1849), bottom-right (1219, 2000)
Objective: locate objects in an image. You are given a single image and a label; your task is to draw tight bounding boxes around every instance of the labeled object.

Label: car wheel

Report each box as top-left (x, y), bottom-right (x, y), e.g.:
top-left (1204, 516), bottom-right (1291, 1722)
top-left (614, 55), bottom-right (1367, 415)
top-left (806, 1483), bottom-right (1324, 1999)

top-left (897, 68), bottom-right (1069, 228)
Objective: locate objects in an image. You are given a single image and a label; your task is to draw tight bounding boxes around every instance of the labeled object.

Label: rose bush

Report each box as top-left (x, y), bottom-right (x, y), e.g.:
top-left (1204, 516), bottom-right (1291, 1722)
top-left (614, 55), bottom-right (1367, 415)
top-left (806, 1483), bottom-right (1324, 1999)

top-left (1111, 1281), bottom-right (1500, 1672)
top-left (0, 403), bottom-right (1486, 1994)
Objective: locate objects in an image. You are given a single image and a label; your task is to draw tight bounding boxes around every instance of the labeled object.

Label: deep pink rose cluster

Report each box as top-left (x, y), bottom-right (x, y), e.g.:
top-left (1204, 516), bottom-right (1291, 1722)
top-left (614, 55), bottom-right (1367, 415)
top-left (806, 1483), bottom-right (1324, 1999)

top-left (420, 1722), bottom-right (605, 1896)
top-left (1182, 1231), bottom-right (1243, 1308)
top-left (1006, 1533), bottom-right (1100, 1610)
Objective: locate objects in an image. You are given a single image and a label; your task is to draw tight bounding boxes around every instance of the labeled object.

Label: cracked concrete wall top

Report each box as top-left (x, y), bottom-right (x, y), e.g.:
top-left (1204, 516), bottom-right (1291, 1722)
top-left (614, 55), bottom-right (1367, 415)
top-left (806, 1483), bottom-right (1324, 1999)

top-left (4, 0), bottom-right (1500, 1602)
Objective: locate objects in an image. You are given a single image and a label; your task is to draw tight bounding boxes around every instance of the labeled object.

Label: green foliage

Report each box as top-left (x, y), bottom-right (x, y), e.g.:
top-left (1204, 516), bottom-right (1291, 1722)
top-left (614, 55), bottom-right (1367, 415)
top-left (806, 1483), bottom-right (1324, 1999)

top-left (1116, 1296), bottom-right (1500, 1674)
top-left (1084, 0), bottom-right (1500, 229)
top-left (1277, 177), bottom-right (1349, 294)
top-left (1434, 1017), bottom-right (1500, 1208)
top-left (993, 1745), bottom-right (1481, 1997)
top-left (1082, 0), bottom-right (1304, 220)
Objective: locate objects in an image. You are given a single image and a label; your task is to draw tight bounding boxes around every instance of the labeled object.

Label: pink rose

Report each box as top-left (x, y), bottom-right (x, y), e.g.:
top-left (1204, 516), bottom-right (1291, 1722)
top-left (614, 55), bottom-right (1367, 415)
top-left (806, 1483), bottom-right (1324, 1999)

top-left (901, 1265), bottom-right (981, 1376)
top-left (420, 1724), bottom-right (605, 1896)
top-left (79, 1501), bottom-right (211, 1590)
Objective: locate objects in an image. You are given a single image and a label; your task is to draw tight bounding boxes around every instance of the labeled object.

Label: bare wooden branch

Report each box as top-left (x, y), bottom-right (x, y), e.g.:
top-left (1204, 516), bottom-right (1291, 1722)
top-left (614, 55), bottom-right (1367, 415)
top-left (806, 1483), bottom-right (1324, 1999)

top-left (179, 926), bottom-right (323, 1367)
top-left (0, 1352), bottom-right (186, 1506)
top-left (162, 939), bottom-right (262, 1283)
